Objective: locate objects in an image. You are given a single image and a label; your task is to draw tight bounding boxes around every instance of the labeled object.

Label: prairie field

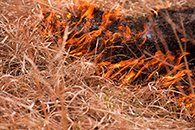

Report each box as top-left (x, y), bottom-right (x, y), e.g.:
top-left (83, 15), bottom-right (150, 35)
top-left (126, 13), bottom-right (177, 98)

top-left (0, 0), bottom-right (195, 129)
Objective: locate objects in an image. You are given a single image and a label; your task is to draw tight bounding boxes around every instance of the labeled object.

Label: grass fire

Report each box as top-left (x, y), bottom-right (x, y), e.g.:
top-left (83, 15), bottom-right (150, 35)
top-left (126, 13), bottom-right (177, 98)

top-left (0, 0), bottom-right (195, 129)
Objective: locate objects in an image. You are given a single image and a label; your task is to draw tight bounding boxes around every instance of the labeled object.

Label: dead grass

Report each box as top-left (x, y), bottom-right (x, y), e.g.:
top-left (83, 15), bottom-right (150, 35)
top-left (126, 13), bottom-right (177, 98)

top-left (0, 0), bottom-right (195, 129)
top-left (49, 0), bottom-right (195, 17)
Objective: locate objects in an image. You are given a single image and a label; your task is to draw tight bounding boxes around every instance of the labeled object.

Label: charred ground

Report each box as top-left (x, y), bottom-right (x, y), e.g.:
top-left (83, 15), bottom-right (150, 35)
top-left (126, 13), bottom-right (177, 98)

top-left (41, 6), bottom-right (195, 79)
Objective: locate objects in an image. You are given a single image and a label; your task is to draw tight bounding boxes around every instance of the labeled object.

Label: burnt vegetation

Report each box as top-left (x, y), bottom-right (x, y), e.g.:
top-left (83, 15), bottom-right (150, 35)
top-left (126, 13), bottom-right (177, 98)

top-left (0, 0), bottom-right (195, 129)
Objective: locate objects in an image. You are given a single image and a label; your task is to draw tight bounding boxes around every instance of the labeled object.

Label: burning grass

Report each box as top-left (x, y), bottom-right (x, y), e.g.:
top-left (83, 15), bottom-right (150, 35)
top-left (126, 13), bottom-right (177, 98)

top-left (0, 0), bottom-right (195, 129)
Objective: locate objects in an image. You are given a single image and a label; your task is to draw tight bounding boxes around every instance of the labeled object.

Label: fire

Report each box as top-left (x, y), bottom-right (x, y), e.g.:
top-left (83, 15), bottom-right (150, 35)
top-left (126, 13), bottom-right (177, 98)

top-left (39, 1), bottom-right (195, 117)
top-left (152, 1), bottom-right (171, 15)
top-left (181, 38), bottom-right (189, 42)
top-left (66, 13), bottom-right (71, 18)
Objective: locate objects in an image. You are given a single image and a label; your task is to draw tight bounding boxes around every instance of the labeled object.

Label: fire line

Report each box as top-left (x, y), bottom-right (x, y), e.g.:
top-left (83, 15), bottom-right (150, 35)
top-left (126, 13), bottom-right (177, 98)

top-left (38, 1), bottom-right (195, 117)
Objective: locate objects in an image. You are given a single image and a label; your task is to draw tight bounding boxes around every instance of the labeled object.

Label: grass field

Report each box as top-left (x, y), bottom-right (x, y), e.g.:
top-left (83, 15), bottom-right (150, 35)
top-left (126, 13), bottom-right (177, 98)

top-left (0, 0), bottom-right (195, 129)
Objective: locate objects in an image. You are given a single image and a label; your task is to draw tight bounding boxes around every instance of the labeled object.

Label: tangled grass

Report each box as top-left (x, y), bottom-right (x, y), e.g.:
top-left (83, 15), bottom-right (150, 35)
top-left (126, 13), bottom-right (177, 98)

top-left (0, 0), bottom-right (195, 129)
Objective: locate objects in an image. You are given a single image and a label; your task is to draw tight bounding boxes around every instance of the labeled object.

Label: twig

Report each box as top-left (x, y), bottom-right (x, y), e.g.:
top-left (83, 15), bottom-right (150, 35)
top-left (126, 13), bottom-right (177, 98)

top-left (147, 7), bottom-right (171, 73)
top-left (159, 10), bottom-right (195, 46)
top-left (162, 10), bottom-right (194, 95)
top-left (143, 50), bottom-right (182, 70)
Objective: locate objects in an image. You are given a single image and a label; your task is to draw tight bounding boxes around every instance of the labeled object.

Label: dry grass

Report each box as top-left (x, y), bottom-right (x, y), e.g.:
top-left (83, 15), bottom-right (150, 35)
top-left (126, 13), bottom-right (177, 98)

top-left (0, 0), bottom-right (195, 129)
top-left (50, 0), bottom-right (195, 17)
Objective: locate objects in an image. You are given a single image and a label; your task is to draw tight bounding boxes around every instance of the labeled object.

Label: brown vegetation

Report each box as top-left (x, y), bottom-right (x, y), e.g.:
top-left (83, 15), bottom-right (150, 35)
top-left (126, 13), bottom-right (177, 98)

top-left (0, 0), bottom-right (195, 129)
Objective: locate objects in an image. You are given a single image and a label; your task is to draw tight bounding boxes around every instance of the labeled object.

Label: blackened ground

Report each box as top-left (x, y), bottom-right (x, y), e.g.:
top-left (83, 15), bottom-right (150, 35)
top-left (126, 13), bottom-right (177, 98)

top-left (143, 7), bottom-right (195, 66)
top-left (71, 7), bottom-right (194, 65)
top-left (41, 6), bottom-right (195, 77)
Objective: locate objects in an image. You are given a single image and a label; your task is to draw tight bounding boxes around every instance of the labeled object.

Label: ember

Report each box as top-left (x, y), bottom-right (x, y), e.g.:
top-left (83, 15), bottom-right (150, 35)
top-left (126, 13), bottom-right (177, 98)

top-left (39, 1), bottom-right (195, 118)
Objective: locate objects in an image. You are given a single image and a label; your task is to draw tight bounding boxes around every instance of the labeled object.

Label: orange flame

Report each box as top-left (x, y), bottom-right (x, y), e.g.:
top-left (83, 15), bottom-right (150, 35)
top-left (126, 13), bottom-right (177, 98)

top-left (39, 1), bottom-right (195, 116)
